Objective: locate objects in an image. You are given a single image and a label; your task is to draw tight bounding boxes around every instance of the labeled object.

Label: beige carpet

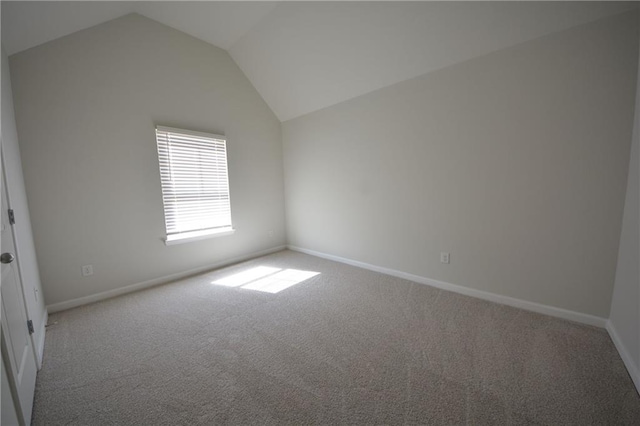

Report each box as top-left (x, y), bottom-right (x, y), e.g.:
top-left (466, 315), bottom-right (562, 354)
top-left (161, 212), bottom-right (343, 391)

top-left (32, 250), bottom-right (640, 425)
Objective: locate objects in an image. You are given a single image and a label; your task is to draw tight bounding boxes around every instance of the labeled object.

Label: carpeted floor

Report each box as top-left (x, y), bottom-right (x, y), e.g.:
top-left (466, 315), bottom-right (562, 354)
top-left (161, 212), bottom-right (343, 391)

top-left (32, 250), bottom-right (640, 425)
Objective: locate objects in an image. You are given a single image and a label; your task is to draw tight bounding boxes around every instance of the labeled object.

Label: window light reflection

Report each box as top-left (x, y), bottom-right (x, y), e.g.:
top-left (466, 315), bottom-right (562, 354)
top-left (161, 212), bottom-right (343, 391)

top-left (212, 266), bottom-right (280, 287)
top-left (212, 266), bottom-right (320, 293)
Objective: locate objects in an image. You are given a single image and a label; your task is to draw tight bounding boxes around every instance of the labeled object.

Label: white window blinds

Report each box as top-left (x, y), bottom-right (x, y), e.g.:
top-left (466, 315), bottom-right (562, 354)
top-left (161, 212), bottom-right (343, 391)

top-left (156, 126), bottom-right (232, 242)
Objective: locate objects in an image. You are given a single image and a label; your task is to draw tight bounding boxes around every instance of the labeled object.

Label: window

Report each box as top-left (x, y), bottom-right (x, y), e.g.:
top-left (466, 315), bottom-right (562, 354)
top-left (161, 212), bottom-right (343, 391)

top-left (155, 126), bottom-right (233, 244)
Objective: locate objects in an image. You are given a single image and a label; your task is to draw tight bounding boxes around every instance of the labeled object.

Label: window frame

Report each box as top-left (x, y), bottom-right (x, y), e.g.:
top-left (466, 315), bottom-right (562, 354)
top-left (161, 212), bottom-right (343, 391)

top-left (155, 125), bottom-right (235, 246)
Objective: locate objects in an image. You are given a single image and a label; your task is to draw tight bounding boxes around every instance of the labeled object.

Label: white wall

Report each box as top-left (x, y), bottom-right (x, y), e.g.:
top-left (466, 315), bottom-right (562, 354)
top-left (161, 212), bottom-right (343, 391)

top-left (283, 11), bottom-right (639, 319)
top-left (1, 45), bottom-right (47, 363)
top-left (609, 16), bottom-right (640, 391)
top-left (9, 14), bottom-right (285, 307)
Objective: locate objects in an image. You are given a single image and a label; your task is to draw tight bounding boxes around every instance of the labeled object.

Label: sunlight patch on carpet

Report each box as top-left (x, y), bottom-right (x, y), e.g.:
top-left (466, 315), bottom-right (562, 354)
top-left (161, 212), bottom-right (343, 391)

top-left (212, 266), bottom-right (320, 293)
top-left (211, 266), bottom-right (281, 287)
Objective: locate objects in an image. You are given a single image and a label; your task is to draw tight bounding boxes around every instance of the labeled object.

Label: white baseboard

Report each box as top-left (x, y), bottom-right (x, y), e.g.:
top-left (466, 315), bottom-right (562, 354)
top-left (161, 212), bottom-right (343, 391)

top-left (606, 321), bottom-right (640, 394)
top-left (46, 245), bottom-right (287, 313)
top-left (288, 245), bottom-right (607, 328)
top-left (36, 310), bottom-right (47, 369)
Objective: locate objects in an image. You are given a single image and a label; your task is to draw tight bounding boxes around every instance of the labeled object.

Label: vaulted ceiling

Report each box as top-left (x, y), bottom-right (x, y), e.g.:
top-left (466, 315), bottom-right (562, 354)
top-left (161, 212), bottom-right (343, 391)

top-left (3, 1), bottom-right (638, 121)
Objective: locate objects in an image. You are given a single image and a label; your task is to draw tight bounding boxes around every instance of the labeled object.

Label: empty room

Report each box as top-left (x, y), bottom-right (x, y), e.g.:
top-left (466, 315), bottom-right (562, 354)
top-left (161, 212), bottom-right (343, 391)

top-left (1, 0), bottom-right (640, 424)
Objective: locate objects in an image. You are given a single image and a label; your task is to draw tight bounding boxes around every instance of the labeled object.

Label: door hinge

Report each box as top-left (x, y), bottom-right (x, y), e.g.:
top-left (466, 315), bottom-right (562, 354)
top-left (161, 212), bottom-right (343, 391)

top-left (8, 209), bottom-right (15, 225)
top-left (27, 320), bottom-right (34, 335)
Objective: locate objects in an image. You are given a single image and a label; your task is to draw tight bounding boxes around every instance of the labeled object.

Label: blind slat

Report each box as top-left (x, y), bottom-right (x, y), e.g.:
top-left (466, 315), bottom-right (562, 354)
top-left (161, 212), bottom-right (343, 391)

top-left (156, 127), bottom-right (232, 236)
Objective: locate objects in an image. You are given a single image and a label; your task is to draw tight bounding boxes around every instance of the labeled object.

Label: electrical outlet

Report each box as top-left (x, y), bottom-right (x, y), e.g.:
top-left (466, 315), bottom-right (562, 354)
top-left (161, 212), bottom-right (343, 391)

top-left (268, 230), bottom-right (274, 238)
top-left (82, 265), bottom-right (94, 277)
top-left (440, 252), bottom-right (450, 264)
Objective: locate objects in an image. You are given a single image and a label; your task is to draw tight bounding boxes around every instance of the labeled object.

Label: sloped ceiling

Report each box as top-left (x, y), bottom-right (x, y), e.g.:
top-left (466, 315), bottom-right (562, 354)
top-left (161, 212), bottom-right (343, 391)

top-left (1, 1), bottom-right (279, 53)
top-left (3, 1), bottom-right (638, 122)
top-left (230, 1), bottom-right (638, 121)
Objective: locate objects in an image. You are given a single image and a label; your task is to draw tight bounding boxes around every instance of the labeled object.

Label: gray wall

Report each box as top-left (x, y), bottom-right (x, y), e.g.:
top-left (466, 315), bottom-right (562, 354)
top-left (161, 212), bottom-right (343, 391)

top-left (9, 14), bottom-right (285, 306)
top-left (610, 19), bottom-right (640, 387)
top-left (283, 11), bottom-right (639, 318)
top-left (2, 45), bottom-right (47, 362)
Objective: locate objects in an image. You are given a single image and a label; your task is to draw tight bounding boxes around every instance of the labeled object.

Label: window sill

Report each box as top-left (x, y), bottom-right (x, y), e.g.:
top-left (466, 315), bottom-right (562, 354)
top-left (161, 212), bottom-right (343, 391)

top-left (164, 227), bottom-right (235, 246)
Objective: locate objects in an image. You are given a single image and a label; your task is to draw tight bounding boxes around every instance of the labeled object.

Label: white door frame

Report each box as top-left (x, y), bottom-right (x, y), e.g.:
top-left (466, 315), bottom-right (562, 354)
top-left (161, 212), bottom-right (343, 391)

top-left (1, 144), bottom-right (41, 368)
top-left (1, 353), bottom-right (21, 425)
top-left (1, 142), bottom-right (39, 424)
